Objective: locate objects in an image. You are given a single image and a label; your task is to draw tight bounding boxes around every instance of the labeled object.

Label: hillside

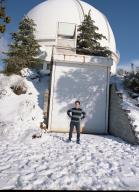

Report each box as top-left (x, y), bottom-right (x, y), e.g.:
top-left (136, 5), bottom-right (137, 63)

top-left (0, 69), bottom-right (49, 141)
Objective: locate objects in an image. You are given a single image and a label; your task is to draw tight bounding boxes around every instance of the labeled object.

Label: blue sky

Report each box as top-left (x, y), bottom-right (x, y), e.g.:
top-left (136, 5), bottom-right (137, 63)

top-left (1, 0), bottom-right (139, 70)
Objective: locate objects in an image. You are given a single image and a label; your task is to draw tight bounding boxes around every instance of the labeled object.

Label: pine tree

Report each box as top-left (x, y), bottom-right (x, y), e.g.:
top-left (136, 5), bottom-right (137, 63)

top-left (124, 72), bottom-right (139, 93)
top-left (77, 10), bottom-right (111, 57)
top-left (0, 0), bottom-right (11, 36)
top-left (3, 16), bottom-right (43, 74)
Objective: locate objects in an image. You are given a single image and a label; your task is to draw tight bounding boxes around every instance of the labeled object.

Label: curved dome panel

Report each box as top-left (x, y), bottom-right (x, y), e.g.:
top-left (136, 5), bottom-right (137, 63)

top-left (27, 0), bottom-right (118, 60)
top-left (27, 0), bottom-right (83, 40)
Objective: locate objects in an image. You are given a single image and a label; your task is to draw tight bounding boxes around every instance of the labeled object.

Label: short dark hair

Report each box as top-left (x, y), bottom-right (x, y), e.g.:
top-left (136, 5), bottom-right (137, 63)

top-left (75, 100), bottom-right (80, 105)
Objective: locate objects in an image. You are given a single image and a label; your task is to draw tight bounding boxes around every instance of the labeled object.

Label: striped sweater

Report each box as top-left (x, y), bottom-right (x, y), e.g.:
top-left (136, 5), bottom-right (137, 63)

top-left (67, 107), bottom-right (86, 122)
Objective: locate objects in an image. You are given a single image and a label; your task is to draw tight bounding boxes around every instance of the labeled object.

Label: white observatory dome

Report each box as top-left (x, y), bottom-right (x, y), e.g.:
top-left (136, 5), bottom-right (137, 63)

top-left (27, 0), bottom-right (119, 74)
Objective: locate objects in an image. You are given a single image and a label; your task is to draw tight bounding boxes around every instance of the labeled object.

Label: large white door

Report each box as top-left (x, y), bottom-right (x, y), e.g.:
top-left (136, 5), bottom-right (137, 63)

top-left (49, 62), bottom-right (109, 134)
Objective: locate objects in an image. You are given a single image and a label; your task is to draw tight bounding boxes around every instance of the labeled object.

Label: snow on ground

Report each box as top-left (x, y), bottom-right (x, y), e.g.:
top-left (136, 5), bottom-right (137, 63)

top-left (0, 72), bottom-right (139, 190)
top-left (0, 133), bottom-right (139, 190)
top-left (112, 75), bottom-right (139, 138)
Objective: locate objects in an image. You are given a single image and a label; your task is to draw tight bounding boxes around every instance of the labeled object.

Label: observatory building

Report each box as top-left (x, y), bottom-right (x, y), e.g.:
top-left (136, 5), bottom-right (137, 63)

top-left (27, 0), bottom-right (119, 74)
top-left (27, 0), bottom-right (120, 134)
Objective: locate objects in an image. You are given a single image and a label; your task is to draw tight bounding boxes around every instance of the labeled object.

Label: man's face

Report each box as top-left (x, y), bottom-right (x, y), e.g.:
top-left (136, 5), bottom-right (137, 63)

top-left (75, 102), bottom-right (80, 109)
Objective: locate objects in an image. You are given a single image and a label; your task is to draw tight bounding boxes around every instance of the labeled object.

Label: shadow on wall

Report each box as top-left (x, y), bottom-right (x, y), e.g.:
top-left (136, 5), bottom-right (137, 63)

top-left (54, 63), bottom-right (107, 133)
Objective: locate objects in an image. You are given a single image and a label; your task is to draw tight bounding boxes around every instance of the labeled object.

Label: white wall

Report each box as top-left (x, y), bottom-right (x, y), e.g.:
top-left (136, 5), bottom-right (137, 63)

top-left (111, 60), bottom-right (117, 75)
top-left (48, 56), bottom-right (112, 134)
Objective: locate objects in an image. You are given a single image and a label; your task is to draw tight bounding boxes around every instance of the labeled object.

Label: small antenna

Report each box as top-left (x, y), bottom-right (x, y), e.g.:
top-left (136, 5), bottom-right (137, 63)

top-left (131, 63), bottom-right (135, 74)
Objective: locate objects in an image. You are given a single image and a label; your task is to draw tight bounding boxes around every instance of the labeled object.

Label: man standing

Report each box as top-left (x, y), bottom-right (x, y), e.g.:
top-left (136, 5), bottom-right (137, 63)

top-left (67, 100), bottom-right (86, 144)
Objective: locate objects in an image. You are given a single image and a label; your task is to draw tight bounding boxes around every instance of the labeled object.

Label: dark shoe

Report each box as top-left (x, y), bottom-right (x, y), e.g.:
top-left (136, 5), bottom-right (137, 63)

top-left (67, 139), bottom-right (71, 143)
top-left (76, 140), bottom-right (80, 144)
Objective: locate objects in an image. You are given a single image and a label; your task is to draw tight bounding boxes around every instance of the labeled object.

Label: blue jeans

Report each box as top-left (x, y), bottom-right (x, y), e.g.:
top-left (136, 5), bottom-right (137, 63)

top-left (69, 121), bottom-right (80, 142)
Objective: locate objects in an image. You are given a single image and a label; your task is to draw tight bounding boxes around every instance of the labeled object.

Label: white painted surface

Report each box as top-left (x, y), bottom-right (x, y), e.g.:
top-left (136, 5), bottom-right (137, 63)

top-left (54, 54), bottom-right (113, 66)
top-left (111, 60), bottom-right (117, 75)
top-left (27, 0), bottom-right (116, 53)
top-left (27, 0), bottom-right (120, 74)
top-left (58, 22), bottom-right (76, 37)
top-left (57, 39), bottom-right (76, 49)
top-left (48, 55), bottom-right (112, 133)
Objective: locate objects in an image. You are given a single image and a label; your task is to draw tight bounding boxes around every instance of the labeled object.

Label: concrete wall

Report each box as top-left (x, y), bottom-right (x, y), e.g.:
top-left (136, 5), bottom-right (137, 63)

top-left (57, 39), bottom-right (76, 49)
top-left (108, 84), bottom-right (139, 145)
top-left (43, 90), bottom-right (49, 118)
top-left (48, 55), bottom-right (113, 134)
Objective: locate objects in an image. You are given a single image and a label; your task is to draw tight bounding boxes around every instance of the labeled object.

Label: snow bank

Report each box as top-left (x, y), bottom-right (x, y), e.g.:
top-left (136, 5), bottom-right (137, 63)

top-left (0, 71), bottom-right (49, 142)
